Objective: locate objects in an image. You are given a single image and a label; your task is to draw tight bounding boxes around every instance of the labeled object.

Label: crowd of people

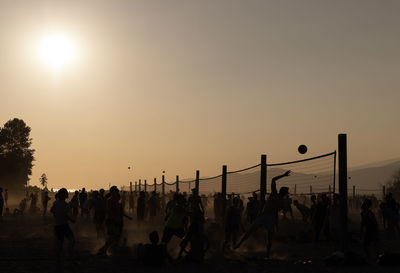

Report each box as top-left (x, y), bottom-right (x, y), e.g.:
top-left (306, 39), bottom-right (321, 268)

top-left (0, 172), bottom-right (399, 265)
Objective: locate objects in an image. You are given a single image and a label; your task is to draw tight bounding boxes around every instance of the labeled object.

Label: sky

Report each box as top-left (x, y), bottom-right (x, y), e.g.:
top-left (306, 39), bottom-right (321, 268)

top-left (1, 0), bottom-right (399, 189)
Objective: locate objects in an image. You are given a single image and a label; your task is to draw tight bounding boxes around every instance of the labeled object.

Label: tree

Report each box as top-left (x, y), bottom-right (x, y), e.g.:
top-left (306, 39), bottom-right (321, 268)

top-left (39, 173), bottom-right (48, 189)
top-left (0, 118), bottom-right (35, 190)
top-left (386, 168), bottom-right (400, 200)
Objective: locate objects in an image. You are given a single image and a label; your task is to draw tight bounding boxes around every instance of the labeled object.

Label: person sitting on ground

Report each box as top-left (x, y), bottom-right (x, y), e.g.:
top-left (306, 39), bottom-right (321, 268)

top-left (50, 188), bottom-right (76, 258)
top-left (234, 170), bottom-right (291, 258)
top-left (293, 200), bottom-right (311, 223)
top-left (138, 231), bottom-right (166, 266)
top-left (360, 198), bottom-right (380, 261)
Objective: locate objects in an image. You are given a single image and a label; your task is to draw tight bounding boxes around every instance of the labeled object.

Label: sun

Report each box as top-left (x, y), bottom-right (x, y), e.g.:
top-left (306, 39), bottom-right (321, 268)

top-left (38, 34), bottom-right (76, 69)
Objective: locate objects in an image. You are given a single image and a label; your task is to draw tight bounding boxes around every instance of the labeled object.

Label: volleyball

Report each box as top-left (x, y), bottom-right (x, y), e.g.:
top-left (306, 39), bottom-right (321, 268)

top-left (298, 144), bottom-right (308, 154)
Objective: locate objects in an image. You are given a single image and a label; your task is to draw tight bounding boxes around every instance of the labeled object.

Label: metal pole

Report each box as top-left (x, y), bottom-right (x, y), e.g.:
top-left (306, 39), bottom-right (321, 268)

top-left (195, 170), bottom-right (200, 197)
top-left (338, 133), bottom-right (348, 250)
top-left (333, 151), bottom-right (337, 193)
top-left (154, 178), bottom-right (157, 192)
top-left (162, 175), bottom-right (165, 197)
top-left (222, 165), bottom-right (227, 218)
top-left (176, 175), bottom-right (179, 193)
top-left (260, 155), bottom-right (267, 204)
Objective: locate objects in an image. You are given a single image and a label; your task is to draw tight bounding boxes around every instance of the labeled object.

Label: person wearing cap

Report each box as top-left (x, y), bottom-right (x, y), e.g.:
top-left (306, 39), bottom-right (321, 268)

top-left (234, 170), bottom-right (291, 257)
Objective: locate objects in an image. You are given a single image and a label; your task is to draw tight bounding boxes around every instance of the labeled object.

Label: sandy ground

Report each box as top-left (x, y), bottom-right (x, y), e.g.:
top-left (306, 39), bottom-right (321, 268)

top-left (0, 208), bottom-right (399, 273)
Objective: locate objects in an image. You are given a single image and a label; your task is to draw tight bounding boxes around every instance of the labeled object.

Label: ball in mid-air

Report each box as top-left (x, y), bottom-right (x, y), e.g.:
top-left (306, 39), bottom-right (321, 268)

top-left (298, 144), bottom-right (308, 154)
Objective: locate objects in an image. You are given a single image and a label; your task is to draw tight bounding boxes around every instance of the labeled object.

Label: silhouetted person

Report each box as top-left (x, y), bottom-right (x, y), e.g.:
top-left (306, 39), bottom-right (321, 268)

top-left (162, 194), bottom-right (188, 245)
top-left (360, 198), bottom-right (379, 261)
top-left (92, 190), bottom-right (106, 238)
top-left (70, 191), bottom-right (79, 219)
top-left (282, 195), bottom-right (293, 220)
top-left (165, 193), bottom-right (178, 217)
top-left (4, 189), bottom-right (8, 209)
top-left (328, 194), bottom-right (341, 246)
top-left (224, 197), bottom-right (244, 249)
top-left (137, 191), bottom-right (146, 223)
top-left (14, 198), bottom-right (27, 216)
top-left (189, 189), bottom-right (204, 223)
top-left (50, 188), bottom-right (75, 258)
top-left (313, 194), bottom-right (329, 242)
top-left (385, 193), bottom-right (400, 235)
top-left (42, 190), bottom-right (51, 216)
top-left (138, 231), bottom-right (166, 266)
top-left (98, 186), bottom-right (132, 256)
top-left (148, 191), bottom-right (158, 221)
top-left (235, 171), bottom-right (291, 257)
top-left (213, 193), bottom-right (223, 223)
top-left (79, 188), bottom-right (88, 217)
top-left (310, 194), bottom-right (317, 223)
top-left (246, 193), bottom-right (260, 223)
top-left (379, 201), bottom-right (388, 230)
top-left (29, 192), bottom-right (38, 213)
top-left (0, 188), bottom-right (4, 219)
top-left (293, 200), bottom-right (311, 223)
top-left (129, 191), bottom-right (134, 213)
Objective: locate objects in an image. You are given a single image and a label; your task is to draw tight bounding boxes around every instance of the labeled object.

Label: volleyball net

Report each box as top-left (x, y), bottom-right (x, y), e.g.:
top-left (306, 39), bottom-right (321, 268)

top-left (133, 151), bottom-right (337, 197)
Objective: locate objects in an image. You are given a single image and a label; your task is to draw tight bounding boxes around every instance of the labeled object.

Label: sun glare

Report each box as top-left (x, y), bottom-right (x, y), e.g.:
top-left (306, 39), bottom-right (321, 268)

top-left (38, 34), bottom-right (76, 69)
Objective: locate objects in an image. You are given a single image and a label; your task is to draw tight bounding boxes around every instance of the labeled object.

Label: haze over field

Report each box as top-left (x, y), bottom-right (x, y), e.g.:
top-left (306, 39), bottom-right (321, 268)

top-left (1, 0), bottom-right (399, 189)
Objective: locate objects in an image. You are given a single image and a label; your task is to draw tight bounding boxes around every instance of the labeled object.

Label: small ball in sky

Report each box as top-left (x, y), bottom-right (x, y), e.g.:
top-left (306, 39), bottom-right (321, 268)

top-left (298, 145), bottom-right (308, 154)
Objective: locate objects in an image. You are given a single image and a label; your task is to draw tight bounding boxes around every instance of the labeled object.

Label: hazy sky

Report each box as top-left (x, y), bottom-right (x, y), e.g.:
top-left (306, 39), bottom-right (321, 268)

top-left (1, 0), bottom-right (399, 189)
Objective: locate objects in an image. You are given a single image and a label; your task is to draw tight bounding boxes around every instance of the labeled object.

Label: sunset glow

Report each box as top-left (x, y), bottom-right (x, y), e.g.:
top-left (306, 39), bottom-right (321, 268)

top-left (38, 34), bottom-right (76, 69)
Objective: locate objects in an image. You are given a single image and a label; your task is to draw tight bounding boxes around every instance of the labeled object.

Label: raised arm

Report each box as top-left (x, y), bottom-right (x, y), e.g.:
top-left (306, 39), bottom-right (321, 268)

top-left (271, 170), bottom-right (291, 195)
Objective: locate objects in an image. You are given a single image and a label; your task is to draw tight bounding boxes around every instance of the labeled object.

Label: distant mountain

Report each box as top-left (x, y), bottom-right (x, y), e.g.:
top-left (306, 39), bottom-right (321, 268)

top-left (348, 160), bottom-right (400, 192)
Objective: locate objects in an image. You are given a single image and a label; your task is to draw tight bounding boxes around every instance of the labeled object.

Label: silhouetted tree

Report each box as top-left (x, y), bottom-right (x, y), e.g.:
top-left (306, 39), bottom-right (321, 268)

top-left (39, 173), bottom-right (48, 189)
top-left (0, 118), bottom-right (35, 190)
top-left (387, 168), bottom-right (400, 200)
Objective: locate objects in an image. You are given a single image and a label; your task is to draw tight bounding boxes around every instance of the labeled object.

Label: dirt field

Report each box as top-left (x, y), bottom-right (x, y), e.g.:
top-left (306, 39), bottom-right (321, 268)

top-left (0, 208), bottom-right (399, 273)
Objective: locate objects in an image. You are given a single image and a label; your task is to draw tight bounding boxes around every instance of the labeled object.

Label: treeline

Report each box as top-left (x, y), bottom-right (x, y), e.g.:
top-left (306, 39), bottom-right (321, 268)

top-left (0, 118), bottom-right (35, 190)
